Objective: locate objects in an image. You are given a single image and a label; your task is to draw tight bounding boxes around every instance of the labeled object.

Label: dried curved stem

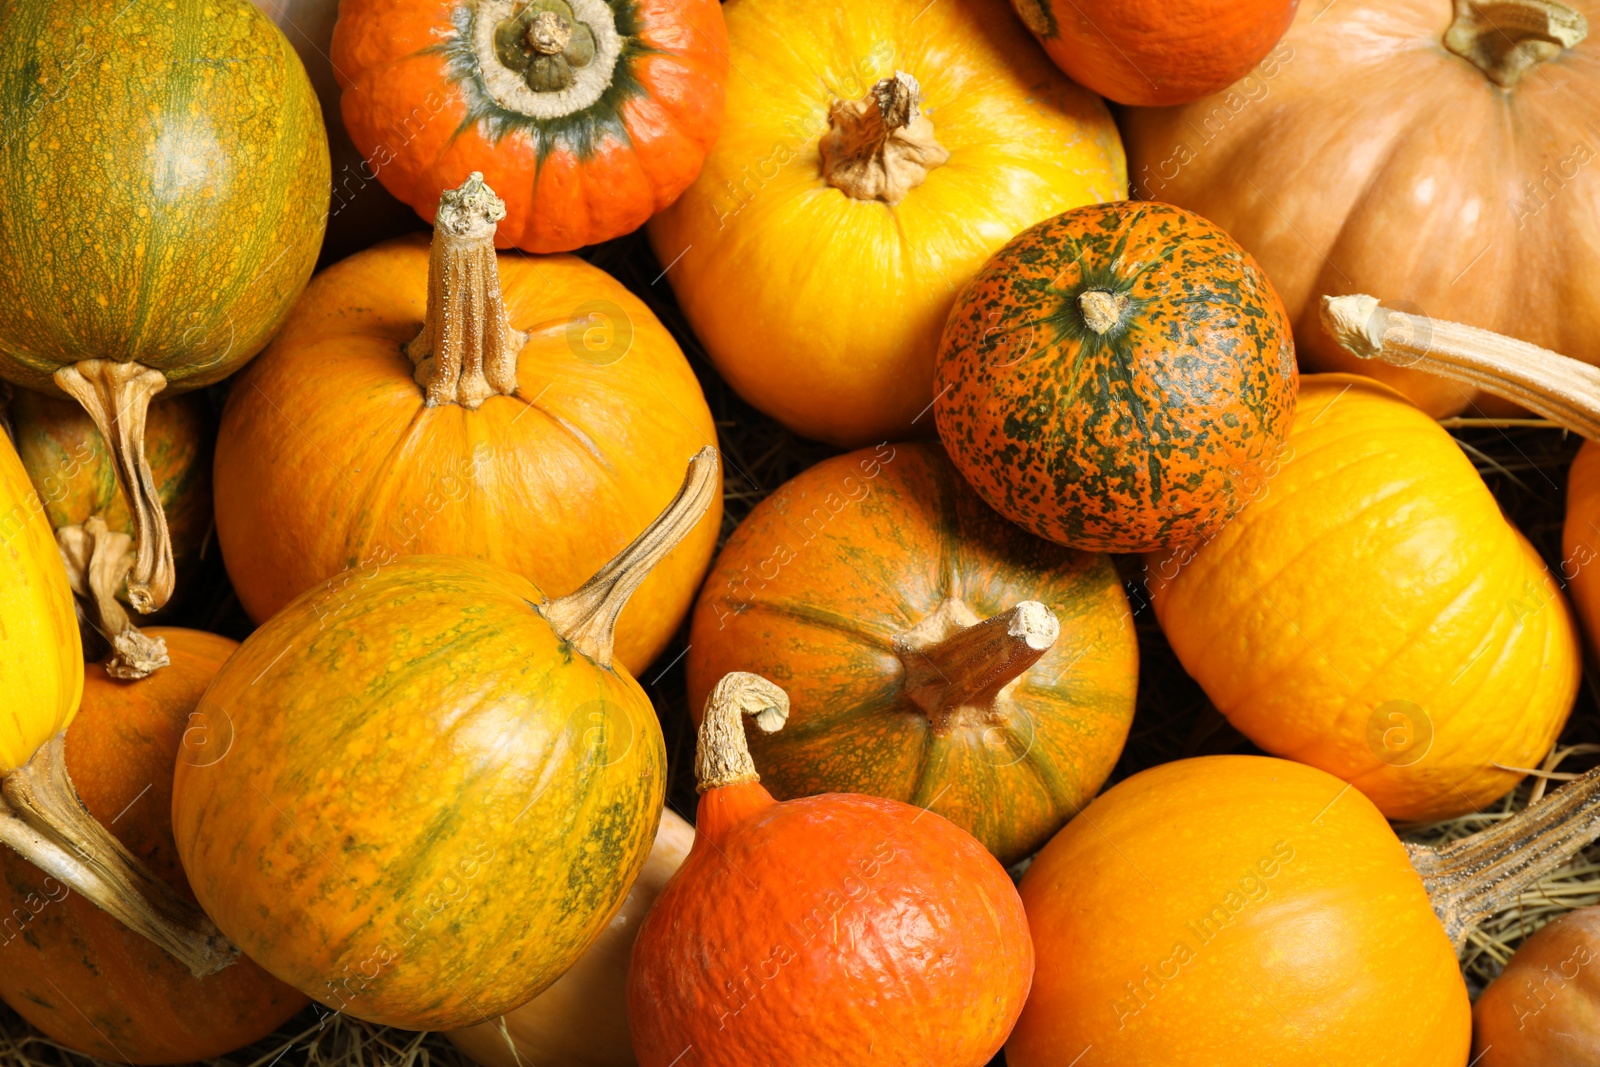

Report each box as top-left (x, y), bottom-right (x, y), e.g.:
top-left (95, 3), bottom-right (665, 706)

top-left (542, 446), bottom-right (719, 668)
top-left (51, 360), bottom-right (172, 613)
top-left (1443, 0), bottom-right (1587, 87)
top-left (894, 601), bottom-right (1060, 734)
top-left (57, 518), bottom-right (169, 679)
top-left (0, 735), bottom-right (238, 976)
top-left (819, 72), bottom-right (950, 205)
top-left (695, 672), bottom-right (789, 793)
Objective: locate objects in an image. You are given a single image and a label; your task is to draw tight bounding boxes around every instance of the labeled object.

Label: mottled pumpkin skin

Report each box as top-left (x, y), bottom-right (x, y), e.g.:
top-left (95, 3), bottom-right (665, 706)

top-left (1151, 376), bottom-right (1580, 821)
top-left (0, 629), bottom-right (307, 1064)
top-left (0, 0), bottom-right (329, 396)
top-left (172, 557), bottom-right (667, 1030)
top-left (332, 0), bottom-right (727, 253)
top-left (1472, 906), bottom-right (1600, 1067)
top-left (1010, 756), bottom-right (1468, 1066)
top-left (0, 431), bottom-right (80, 771)
top-left (686, 442), bottom-right (1137, 865)
top-left (1563, 440), bottom-right (1600, 653)
top-left (214, 234), bottom-right (719, 675)
top-left (934, 200), bottom-right (1297, 553)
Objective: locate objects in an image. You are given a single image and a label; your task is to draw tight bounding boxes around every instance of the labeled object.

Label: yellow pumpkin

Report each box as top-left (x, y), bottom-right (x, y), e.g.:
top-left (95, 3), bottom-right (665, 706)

top-left (1148, 374), bottom-right (1579, 822)
top-left (648, 0), bottom-right (1125, 447)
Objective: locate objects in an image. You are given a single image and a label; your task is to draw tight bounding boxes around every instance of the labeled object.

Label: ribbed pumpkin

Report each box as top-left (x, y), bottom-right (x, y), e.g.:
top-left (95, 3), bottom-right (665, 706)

top-left (331, 0), bottom-right (727, 253)
top-left (0, 0), bottom-right (327, 615)
top-left (1148, 374), bottom-right (1579, 821)
top-left (173, 450), bottom-right (716, 1030)
top-left (685, 441), bottom-right (1137, 865)
top-left (1121, 0), bottom-right (1600, 417)
top-left (628, 673), bottom-right (1034, 1067)
top-left (214, 176), bottom-right (718, 674)
top-left (446, 808), bottom-right (694, 1067)
top-left (1010, 0), bottom-right (1299, 105)
top-left (1472, 906), bottom-right (1600, 1067)
top-left (8, 389), bottom-right (213, 677)
top-left (0, 629), bottom-right (306, 1064)
top-left (648, 0), bottom-right (1126, 447)
top-left (934, 200), bottom-right (1297, 553)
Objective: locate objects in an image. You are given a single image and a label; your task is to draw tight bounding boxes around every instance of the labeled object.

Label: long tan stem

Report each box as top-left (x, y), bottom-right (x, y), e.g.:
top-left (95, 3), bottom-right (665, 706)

top-left (56, 518), bottom-right (169, 679)
top-left (1443, 0), bottom-right (1587, 87)
top-left (404, 173), bottom-right (526, 409)
top-left (0, 735), bottom-right (237, 976)
top-left (695, 673), bottom-right (789, 793)
top-left (1410, 764), bottom-right (1600, 948)
top-left (1320, 294), bottom-right (1600, 439)
top-left (542, 446), bottom-right (719, 667)
top-left (51, 360), bottom-right (172, 613)
top-left (894, 601), bottom-right (1060, 734)
top-left (819, 72), bottom-right (950, 205)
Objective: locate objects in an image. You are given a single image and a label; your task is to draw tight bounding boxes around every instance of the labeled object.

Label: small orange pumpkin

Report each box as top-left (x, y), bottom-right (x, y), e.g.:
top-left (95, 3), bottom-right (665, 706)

top-left (1472, 906), bottom-right (1600, 1067)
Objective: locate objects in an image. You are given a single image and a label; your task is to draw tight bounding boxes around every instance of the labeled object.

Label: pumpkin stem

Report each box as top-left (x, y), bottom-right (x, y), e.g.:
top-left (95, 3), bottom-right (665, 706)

top-left (1443, 0), bottom-right (1587, 88)
top-left (51, 360), bottom-right (172, 614)
top-left (542, 446), bottom-right (720, 668)
top-left (819, 72), bottom-right (951, 206)
top-left (695, 672), bottom-right (790, 793)
top-left (528, 11), bottom-right (572, 54)
top-left (0, 734), bottom-right (238, 976)
top-left (1410, 763), bottom-right (1600, 948)
top-left (1079, 290), bottom-right (1130, 335)
top-left (404, 173), bottom-right (528, 410)
top-left (894, 600), bottom-right (1060, 734)
top-left (56, 518), bottom-right (170, 680)
top-left (1320, 294), bottom-right (1600, 438)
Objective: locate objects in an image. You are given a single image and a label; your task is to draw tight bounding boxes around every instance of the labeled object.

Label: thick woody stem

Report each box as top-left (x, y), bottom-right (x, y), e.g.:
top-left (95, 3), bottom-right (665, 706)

top-left (1080, 291), bottom-right (1130, 336)
top-left (895, 601), bottom-right (1060, 734)
top-left (542, 446), bottom-right (720, 667)
top-left (1410, 763), bottom-right (1600, 948)
top-left (56, 518), bottom-right (170, 679)
top-left (1320, 294), bottom-right (1600, 439)
top-left (0, 734), bottom-right (238, 976)
top-left (1443, 0), bottom-right (1588, 87)
top-left (51, 360), bottom-right (172, 613)
top-left (404, 173), bottom-right (527, 409)
top-left (819, 72), bottom-right (951, 205)
top-left (694, 673), bottom-right (790, 793)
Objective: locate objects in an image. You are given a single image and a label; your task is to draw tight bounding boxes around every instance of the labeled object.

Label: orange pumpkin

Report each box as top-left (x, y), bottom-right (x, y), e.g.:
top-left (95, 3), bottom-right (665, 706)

top-left (685, 441), bottom-right (1138, 865)
top-left (214, 175), bottom-right (718, 674)
top-left (331, 0), bottom-right (728, 253)
top-left (628, 673), bottom-right (1034, 1067)
top-left (1567, 441), bottom-right (1600, 645)
top-left (1472, 906), bottom-right (1600, 1067)
top-left (0, 629), bottom-right (306, 1063)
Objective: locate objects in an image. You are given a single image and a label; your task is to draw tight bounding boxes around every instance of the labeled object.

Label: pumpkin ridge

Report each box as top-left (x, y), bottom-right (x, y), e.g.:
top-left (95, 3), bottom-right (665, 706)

top-left (340, 401), bottom-right (436, 567)
top-left (736, 598), bottom-right (903, 648)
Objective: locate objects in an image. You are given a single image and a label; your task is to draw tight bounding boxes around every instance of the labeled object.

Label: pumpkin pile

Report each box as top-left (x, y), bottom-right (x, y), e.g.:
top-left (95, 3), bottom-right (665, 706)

top-left (1, 0), bottom-right (1599, 1064)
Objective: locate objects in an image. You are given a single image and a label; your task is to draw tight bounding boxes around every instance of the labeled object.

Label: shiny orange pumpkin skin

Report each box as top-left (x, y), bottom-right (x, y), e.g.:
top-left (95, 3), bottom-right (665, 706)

top-left (0, 628), bottom-right (306, 1063)
top-left (1472, 906), bottom-right (1600, 1067)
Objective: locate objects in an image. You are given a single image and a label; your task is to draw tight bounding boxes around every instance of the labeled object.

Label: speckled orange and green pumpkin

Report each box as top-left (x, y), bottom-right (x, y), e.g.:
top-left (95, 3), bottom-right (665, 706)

top-left (933, 201), bottom-right (1297, 553)
top-left (0, 0), bottom-right (328, 396)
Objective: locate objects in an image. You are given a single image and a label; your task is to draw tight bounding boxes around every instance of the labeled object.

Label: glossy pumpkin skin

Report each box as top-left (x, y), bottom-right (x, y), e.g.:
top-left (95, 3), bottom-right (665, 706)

top-left (331, 0), bottom-right (727, 254)
top-left (685, 442), bottom-right (1138, 865)
top-left (1121, 0), bottom-right (1600, 417)
top-left (172, 556), bottom-right (667, 1030)
top-left (934, 200), bottom-right (1297, 553)
top-left (1472, 906), bottom-right (1600, 1067)
top-left (0, 431), bottom-right (80, 771)
top-left (1009, 755), bottom-right (1469, 1066)
top-left (0, 628), bottom-right (307, 1064)
top-left (648, 0), bottom-right (1126, 447)
top-left (447, 808), bottom-right (694, 1067)
top-left (214, 234), bottom-right (719, 675)
top-left (0, 0), bottom-right (329, 397)
top-left (1011, 0), bottom-right (1299, 106)
top-left (1150, 375), bottom-right (1580, 821)
top-left (628, 781), bottom-right (1033, 1067)
top-left (1563, 440), bottom-right (1600, 650)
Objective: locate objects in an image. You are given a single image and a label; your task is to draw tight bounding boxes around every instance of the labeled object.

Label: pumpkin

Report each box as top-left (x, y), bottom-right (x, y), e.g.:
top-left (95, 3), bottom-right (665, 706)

top-left (7, 389), bottom-right (213, 678)
top-left (1009, 0), bottom-right (1300, 106)
top-left (685, 441), bottom-right (1138, 865)
top-left (213, 175), bottom-right (719, 674)
top-left (934, 199), bottom-right (1297, 553)
top-left (446, 808), bottom-right (694, 1067)
top-left (1146, 373), bottom-right (1579, 821)
top-left (173, 449), bottom-right (716, 1030)
top-left (1120, 0), bottom-right (1600, 418)
top-left (1472, 905), bottom-right (1600, 1067)
top-left (1568, 441), bottom-right (1600, 644)
top-left (330, 0), bottom-right (727, 254)
top-left (0, 0), bottom-right (328, 616)
top-left (647, 0), bottom-right (1126, 447)
top-left (0, 628), bottom-right (306, 1064)
top-left (627, 673), bottom-right (1034, 1067)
